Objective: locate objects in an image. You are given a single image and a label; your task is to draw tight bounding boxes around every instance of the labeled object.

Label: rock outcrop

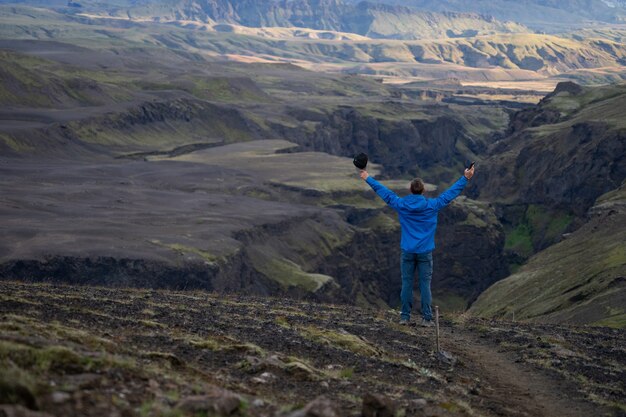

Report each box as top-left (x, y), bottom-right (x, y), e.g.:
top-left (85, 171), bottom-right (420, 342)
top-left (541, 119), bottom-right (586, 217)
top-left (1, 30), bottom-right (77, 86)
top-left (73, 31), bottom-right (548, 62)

top-left (270, 106), bottom-right (483, 181)
top-left (471, 83), bottom-right (626, 216)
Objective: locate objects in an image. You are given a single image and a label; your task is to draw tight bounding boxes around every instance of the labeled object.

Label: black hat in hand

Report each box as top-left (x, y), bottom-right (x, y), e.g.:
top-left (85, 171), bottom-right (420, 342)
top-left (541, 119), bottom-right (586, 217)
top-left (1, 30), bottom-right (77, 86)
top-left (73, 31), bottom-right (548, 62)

top-left (353, 153), bottom-right (368, 169)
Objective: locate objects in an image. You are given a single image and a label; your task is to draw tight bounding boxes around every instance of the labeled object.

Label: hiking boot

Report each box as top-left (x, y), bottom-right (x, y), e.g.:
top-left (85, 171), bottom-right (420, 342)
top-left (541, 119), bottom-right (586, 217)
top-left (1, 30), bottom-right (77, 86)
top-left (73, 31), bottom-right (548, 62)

top-left (399, 318), bottom-right (410, 326)
top-left (419, 318), bottom-right (434, 327)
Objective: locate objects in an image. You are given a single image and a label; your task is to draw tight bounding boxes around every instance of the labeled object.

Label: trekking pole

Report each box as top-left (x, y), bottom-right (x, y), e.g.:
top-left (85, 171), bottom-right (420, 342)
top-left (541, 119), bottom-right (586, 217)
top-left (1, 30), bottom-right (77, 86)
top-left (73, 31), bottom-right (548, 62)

top-left (434, 305), bottom-right (440, 353)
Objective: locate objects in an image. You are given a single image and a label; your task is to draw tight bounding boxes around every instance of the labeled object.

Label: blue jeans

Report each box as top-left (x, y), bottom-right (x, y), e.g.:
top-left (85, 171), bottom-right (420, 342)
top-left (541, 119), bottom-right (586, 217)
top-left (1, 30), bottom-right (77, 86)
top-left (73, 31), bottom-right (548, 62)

top-left (400, 250), bottom-right (433, 321)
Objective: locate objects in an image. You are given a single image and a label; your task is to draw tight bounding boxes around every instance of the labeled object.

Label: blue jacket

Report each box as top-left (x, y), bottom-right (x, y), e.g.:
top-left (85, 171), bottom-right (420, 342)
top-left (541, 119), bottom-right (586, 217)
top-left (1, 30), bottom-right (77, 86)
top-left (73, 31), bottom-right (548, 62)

top-left (365, 176), bottom-right (468, 254)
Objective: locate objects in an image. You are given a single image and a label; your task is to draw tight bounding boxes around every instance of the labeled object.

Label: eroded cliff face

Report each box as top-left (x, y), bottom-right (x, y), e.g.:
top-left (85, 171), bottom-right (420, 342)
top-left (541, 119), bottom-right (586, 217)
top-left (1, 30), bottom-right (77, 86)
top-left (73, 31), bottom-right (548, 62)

top-left (434, 197), bottom-right (508, 307)
top-left (472, 83), bottom-right (626, 215)
top-left (467, 82), bottom-right (626, 259)
top-left (269, 106), bottom-right (482, 181)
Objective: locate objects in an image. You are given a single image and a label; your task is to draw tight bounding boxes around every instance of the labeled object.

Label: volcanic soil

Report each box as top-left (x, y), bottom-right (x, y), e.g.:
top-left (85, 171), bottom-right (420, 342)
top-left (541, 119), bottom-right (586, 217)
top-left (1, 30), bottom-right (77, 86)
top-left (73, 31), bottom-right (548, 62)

top-left (0, 281), bottom-right (624, 417)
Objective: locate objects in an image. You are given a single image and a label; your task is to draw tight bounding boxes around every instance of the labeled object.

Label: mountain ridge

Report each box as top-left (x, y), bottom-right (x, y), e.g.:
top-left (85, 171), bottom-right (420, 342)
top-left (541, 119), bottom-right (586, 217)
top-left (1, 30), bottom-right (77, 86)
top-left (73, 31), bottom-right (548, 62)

top-left (100, 0), bottom-right (530, 40)
top-left (354, 0), bottom-right (626, 31)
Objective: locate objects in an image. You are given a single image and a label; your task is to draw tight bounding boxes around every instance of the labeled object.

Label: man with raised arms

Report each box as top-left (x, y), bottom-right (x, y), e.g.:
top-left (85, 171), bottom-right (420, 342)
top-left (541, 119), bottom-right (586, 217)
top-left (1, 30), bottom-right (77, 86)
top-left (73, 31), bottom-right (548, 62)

top-left (359, 164), bottom-right (475, 326)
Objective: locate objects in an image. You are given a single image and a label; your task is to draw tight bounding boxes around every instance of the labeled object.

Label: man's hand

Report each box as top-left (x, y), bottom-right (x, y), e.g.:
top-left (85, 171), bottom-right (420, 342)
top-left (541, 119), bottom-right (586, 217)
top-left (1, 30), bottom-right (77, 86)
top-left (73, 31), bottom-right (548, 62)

top-left (464, 165), bottom-right (475, 180)
top-left (360, 170), bottom-right (369, 180)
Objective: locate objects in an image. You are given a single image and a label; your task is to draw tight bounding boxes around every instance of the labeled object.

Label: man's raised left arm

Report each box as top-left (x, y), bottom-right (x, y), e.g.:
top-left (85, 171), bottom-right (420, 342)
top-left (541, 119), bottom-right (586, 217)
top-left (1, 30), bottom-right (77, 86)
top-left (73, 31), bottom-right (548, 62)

top-left (360, 170), bottom-right (402, 210)
top-left (433, 165), bottom-right (475, 210)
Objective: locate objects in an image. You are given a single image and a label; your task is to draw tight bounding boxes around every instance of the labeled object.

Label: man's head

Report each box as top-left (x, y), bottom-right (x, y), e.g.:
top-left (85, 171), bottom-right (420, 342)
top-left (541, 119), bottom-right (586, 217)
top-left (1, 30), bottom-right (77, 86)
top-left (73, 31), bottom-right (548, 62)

top-left (410, 178), bottom-right (425, 195)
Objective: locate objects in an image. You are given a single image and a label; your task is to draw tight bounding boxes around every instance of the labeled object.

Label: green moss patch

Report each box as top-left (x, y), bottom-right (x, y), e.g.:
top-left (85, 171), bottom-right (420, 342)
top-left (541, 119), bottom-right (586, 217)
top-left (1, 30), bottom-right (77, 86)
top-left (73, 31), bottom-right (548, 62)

top-left (298, 325), bottom-right (383, 357)
top-left (504, 223), bottom-right (533, 257)
top-left (250, 254), bottom-right (333, 292)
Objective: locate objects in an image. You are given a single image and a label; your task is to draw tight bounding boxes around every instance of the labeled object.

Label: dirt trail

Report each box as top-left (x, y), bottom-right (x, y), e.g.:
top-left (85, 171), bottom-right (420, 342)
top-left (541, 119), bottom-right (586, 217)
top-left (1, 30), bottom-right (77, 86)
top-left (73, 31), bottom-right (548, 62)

top-left (441, 324), bottom-right (605, 417)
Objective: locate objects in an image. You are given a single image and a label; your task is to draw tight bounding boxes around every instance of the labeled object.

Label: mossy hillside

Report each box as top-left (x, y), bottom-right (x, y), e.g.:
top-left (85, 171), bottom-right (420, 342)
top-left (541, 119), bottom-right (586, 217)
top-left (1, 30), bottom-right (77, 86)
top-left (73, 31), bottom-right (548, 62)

top-left (68, 100), bottom-right (259, 154)
top-left (453, 196), bottom-right (498, 229)
top-left (244, 215), bottom-right (354, 293)
top-left (472, 233), bottom-right (626, 326)
top-left (248, 249), bottom-right (335, 293)
top-left (148, 240), bottom-right (221, 265)
top-left (134, 74), bottom-right (272, 104)
top-left (0, 50), bottom-right (128, 107)
top-left (0, 41), bottom-right (273, 109)
top-left (595, 183), bottom-right (626, 204)
top-left (470, 187), bottom-right (626, 327)
top-left (503, 204), bottom-right (573, 259)
top-left (188, 76), bottom-right (272, 103)
top-left (504, 223), bottom-right (534, 258)
top-left (530, 84), bottom-right (626, 139)
top-left (543, 83), bottom-right (626, 119)
top-left (319, 192), bottom-right (387, 209)
top-left (361, 212), bottom-right (399, 231)
top-left (0, 133), bottom-right (36, 153)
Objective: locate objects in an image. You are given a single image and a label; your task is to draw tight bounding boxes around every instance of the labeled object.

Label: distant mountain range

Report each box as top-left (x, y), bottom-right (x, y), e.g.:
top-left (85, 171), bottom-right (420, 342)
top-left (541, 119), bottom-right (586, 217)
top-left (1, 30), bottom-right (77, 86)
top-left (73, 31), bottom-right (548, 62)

top-left (2, 0), bottom-right (624, 36)
top-left (83, 0), bottom-right (529, 40)
top-left (347, 0), bottom-right (626, 31)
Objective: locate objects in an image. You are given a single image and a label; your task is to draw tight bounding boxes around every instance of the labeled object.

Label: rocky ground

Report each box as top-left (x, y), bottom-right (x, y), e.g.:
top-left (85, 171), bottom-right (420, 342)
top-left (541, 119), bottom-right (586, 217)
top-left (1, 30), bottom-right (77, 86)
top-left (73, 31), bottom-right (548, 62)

top-left (1, 281), bottom-right (624, 417)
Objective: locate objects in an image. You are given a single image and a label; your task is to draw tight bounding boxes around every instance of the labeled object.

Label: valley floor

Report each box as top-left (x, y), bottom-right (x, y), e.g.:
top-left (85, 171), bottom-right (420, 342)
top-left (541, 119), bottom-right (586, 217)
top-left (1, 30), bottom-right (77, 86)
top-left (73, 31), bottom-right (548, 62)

top-left (0, 281), bottom-right (624, 417)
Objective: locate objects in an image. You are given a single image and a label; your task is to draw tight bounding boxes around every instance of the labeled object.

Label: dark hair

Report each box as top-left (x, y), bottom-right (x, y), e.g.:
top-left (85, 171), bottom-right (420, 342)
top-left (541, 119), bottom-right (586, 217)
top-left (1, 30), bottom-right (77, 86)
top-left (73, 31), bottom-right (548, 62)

top-left (410, 178), bottom-right (425, 195)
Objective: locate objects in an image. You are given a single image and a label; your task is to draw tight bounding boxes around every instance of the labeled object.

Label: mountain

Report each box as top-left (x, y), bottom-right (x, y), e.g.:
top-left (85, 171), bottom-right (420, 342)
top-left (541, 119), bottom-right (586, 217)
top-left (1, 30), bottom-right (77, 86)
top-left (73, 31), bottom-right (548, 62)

top-left (361, 0), bottom-right (626, 32)
top-left (4, 0), bottom-right (625, 33)
top-left (2, 4), bottom-right (624, 83)
top-left (80, 0), bottom-right (529, 40)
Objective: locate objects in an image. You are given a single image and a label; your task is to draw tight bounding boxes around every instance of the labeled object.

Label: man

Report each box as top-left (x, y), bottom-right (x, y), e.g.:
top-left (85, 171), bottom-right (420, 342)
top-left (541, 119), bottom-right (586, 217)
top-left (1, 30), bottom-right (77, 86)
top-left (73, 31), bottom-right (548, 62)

top-left (359, 165), bottom-right (475, 326)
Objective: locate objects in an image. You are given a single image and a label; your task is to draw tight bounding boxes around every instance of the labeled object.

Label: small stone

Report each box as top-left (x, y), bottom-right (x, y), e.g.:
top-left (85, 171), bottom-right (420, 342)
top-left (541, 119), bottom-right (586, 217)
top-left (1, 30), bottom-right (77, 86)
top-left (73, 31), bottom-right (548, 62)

top-left (407, 398), bottom-right (427, 412)
top-left (240, 355), bottom-right (266, 373)
top-left (64, 373), bottom-right (100, 390)
top-left (251, 399), bottom-right (265, 407)
top-left (284, 361), bottom-right (319, 381)
top-left (148, 379), bottom-right (160, 391)
top-left (320, 381), bottom-right (330, 389)
top-left (51, 391), bottom-right (71, 403)
top-left (260, 371), bottom-right (276, 380)
top-left (287, 396), bottom-right (339, 417)
top-left (0, 405), bottom-right (55, 417)
top-left (362, 393), bottom-right (397, 417)
top-left (177, 388), bottom-right (242, 415)
top-left (437, 350), bottom-right (457, 366)
top-left (251, 371), bottom-right (276, 384)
